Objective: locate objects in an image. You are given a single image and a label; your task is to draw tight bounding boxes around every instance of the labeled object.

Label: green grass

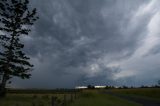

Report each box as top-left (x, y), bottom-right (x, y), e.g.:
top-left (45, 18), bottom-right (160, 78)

top-left (0, 93), bottom-right (75, 106)
top-left (69, 90), bottom-right (142, 106)
top-left (0, 94), bottom-right (52, 106)
top-left (108, 88), bottom-right (160, 101)
top-left (1, 88), bottom-right (160, 106)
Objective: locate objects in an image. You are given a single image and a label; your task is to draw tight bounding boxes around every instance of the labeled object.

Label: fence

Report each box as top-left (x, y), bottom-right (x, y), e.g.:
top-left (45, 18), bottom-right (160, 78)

top-left (1, 89), bottom-right (81, 106)
top-left (51, 92), bottom-right (78, 106)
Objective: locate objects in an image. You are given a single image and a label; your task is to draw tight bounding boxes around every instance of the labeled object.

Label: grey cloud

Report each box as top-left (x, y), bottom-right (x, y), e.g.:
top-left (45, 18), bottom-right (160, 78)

top-left (11, 0), bottom-right (160, 88)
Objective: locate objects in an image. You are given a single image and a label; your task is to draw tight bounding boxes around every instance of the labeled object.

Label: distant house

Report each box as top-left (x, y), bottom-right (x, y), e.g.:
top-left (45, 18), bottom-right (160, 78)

top-left (75, 85), bottom-right (106, 89)
top-left (75, 86), bottom-right (88, 89)
top-left (94, 86), bottom-right (106, 89)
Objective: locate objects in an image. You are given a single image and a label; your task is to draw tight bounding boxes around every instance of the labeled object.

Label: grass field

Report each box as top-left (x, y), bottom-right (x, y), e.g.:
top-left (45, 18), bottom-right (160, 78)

top-left (0, 94), bottom-right (52, 106)
top-left (69, 90), bottom-right (142, 106)
top-left (0, 88), bottom-right (160, 106)
top-left (0, 91), bottom-right (77, 106)
top-left (108, 88), bottom-right (160, 101)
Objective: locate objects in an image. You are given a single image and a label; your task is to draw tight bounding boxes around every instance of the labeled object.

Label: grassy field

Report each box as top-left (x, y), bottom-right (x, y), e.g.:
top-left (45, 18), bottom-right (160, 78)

top-left (0, 88), bottom-right (160, 106)
top-left (69, 90), bottom-right (142, 106)
top-left (0, 94), bottom-right (52, 106)
top-left (0, 91), bottom-right (77, 106)
top-left (108, 88), bottom-right (160, 101)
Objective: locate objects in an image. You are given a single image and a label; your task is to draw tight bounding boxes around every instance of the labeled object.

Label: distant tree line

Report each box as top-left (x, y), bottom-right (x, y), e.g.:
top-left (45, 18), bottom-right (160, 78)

top-left (86, 81), bottom-right (160, 89)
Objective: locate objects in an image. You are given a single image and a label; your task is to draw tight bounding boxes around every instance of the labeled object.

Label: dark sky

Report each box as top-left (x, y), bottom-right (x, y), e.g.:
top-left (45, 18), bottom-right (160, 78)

top-left (10, 0), bottom-right (160, 88)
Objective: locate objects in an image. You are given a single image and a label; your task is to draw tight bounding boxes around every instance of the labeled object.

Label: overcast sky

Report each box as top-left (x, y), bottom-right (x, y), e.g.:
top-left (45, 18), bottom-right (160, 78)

top-left (11, 0), bottom-right (160, 88)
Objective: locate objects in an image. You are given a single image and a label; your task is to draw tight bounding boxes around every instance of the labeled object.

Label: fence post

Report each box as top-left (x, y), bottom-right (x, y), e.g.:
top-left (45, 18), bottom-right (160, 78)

top-left (63, 94), bottom-right (67, 106)
top-left (70, 93), bottom-right (73, 102)
top-left (51, 96), bottom-right (56, 106)
top-left (74, 91), bottom-right (76, 99)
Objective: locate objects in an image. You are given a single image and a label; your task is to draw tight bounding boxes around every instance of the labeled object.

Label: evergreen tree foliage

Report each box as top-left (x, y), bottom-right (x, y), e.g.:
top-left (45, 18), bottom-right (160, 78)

top-left (0, 0), bottom-right (38, 97)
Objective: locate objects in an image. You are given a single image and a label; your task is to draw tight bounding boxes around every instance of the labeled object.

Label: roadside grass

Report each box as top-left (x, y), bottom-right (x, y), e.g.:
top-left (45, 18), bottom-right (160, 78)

top-left (69, 90), bottom-right (142, 106)
top-left (108, 88), bottom-right (160, 101)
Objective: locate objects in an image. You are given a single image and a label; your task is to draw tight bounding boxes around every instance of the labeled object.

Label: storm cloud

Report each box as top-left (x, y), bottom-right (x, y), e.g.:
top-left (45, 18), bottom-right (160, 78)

top-left (11, 0), bottom-right (160, 88)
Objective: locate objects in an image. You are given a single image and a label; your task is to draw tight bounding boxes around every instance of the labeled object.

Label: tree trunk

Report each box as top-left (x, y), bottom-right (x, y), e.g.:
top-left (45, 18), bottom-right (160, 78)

top-left (0, 73), bottom-right (7, 98)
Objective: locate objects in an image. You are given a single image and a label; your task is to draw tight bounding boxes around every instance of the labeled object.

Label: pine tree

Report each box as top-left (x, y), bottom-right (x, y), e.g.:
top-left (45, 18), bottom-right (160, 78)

top-left (0, 0), bottom-right (38, 97)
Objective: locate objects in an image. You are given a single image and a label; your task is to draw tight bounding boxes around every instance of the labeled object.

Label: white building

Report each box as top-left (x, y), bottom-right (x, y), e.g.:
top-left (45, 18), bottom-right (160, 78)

top-left (94, 86), bottom-right (106, 89)
top-left (75, 86), bottom-right (88, 89)
top-left (75, 85), bottom-right (107, 89)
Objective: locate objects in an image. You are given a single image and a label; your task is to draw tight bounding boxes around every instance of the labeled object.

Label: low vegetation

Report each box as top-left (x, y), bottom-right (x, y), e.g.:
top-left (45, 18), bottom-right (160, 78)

top-left (0, 88), bottom-right (160, 106)
top-left (108, 88), bottom-right (160, 101)
top-left (0, 89), bottom-right (78, 106)
top-left (69, 90), bottom-right (142, 106)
